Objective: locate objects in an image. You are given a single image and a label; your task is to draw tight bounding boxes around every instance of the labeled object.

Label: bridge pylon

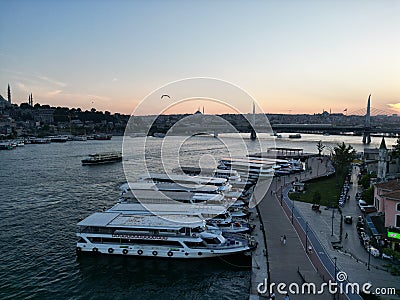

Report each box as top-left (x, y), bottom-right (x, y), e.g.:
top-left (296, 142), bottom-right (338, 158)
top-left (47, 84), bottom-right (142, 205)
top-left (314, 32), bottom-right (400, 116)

top-left (362, 94), bottom-right (371, 144)
top-left (250, 102), bottom-right (257, 140)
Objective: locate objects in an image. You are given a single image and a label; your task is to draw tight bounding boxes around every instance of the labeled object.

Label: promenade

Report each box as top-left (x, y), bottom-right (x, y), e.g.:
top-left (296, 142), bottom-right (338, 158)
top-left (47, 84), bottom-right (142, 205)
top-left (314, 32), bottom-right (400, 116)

top-left (250, 157), bottom-right (333, 299)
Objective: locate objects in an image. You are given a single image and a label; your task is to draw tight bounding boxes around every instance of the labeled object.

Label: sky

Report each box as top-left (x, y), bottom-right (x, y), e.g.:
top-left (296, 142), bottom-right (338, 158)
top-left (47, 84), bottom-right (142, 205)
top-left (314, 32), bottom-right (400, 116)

top-left (0, 0), bottom-right (399, 115)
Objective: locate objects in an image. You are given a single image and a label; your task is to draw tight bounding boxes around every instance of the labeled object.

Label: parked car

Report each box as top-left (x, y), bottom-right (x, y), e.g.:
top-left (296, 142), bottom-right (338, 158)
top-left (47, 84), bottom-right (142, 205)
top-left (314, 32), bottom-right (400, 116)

top-left (361, 205), bottom-right (377, 214)
top-left (382, 252), bottom-right (393, 260)
top-left (344, 216), bottom-right (353, 224)
top-left (358, 200), bottom-right (367, 208)
top-left (368, 246), bottom-right (380, 257)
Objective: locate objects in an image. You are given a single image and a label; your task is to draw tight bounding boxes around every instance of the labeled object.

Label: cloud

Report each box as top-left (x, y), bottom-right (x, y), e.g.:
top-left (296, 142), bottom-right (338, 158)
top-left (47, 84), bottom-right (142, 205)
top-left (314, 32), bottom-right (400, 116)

top-left (47, 90), bottom-right (62, 96)
top-left (37, 75), bottom-right (67, 87)
top-left (388, 103), bottom-right (400, 110)
top-left (112, 78), bottom-right (118, 82)
top-left (16, 82), bottom-right (28, 92)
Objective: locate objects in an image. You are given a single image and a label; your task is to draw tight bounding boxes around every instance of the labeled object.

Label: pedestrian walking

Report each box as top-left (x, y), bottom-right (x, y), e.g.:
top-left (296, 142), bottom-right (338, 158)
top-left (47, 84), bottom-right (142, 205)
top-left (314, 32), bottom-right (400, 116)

top-left (283, 235), bottom-right (287, 245)
top-left (345, 232), bottom-right (348, 239)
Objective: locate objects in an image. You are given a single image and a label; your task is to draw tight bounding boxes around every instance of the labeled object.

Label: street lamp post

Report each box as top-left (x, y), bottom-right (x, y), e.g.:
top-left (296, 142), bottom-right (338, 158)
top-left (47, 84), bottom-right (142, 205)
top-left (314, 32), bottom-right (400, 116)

top-left (367, 243), bottom-right (371, 270)
top-left (291, 197), bottom-right (294, 224)
top-left (331, 205), bottom-right (335, 236)
top-left (333, 257), bottom-right (337, 300)
top-left (334, 257), bottom-right (337, 281)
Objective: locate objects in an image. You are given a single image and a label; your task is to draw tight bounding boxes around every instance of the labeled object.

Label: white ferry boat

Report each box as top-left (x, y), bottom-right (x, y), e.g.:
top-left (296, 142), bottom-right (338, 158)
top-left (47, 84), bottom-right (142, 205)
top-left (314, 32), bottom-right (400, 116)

top-left (107, 203), bottom-right (251, 234)
top-left (81, 152), bottom-right (122, 165)
top-left (173, 167), bottom-right (241, 183)
top-left (119, 189), bottom-right (226, 205)
top-left (76, 212), bottom-right (254, 258)
top-left (218, 159), bottom-right (275, 180)
top-left (120, 182), bottom-right (220, 195)
top-left (140, 173), bottom-right (232, 193)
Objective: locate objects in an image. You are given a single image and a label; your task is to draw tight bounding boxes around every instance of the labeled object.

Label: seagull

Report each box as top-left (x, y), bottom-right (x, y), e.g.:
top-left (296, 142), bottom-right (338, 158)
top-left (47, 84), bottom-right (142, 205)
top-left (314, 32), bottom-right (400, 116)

top-left (161, 94), bottom-right (170, 99)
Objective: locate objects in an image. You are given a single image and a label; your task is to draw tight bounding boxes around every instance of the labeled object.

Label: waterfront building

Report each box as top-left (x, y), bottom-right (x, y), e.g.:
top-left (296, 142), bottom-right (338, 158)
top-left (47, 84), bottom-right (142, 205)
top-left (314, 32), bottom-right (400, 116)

top-left (373, 179), bottom-right (400, 251)
top-left (377, 137), bottom-right (388, 182)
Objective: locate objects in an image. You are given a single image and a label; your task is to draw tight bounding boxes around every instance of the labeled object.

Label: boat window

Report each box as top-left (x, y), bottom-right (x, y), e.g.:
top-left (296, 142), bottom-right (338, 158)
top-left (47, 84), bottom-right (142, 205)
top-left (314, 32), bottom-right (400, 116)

top-left (88, 237), bottom-right (102, 243)
top-left (102, 237), bottom-right (118, 244)
top-left (191, 227), bottom-right (204, 233)
top-left (215, 223), bottom-right (230, 227)
top-left (184, 241), bottom-right (206, 248)
top-left (203, 238), bottom-right (221, 244)
top-left (135, 239), bottom-right (183, 247)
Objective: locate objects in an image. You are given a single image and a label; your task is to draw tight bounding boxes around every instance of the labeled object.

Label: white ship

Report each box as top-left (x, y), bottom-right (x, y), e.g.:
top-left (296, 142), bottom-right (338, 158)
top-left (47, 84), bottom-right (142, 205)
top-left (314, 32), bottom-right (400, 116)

top-left (140, 173), bottom-right (232, 193)
top-left (76, 212), bottom-right (254, 258)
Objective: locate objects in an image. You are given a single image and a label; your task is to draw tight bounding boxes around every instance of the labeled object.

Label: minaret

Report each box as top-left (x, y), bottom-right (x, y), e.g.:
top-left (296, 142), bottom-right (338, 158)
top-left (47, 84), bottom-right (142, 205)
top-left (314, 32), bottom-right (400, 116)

top-left (362, 94), bottom-right (371, 144)
top-left (250, 102), bottom-right (257, 140)
top-left (377, 137), bottom-right (388, 181)
top-left (31, 93), bottom-right (34, 106)
top-left (7, 84), bottom-right (11, 104)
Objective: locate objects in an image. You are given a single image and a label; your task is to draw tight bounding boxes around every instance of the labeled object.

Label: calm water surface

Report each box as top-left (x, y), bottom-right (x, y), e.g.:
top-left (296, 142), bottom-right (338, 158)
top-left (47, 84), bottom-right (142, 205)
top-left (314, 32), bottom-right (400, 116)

top-left (0, 133), bottom-right (395, 299)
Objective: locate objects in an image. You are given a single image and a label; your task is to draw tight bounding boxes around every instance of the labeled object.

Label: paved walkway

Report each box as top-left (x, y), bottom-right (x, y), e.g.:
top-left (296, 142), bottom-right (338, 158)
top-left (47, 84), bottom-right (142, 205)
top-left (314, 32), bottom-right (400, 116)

top-left (251, 157), bottom-right (333, 299)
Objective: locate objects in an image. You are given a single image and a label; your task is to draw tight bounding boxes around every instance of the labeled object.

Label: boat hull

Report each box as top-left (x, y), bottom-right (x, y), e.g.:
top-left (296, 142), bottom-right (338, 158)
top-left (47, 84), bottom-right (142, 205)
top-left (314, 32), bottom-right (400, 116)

top-left (81, 157), bottom-right (122, 165)
top-left (76, 243), bottom-right (252, 259)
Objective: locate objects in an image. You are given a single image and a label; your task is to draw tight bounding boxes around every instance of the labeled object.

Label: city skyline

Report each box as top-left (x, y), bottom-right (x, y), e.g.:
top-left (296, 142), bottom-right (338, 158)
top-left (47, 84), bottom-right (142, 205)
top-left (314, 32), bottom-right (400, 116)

top-left (0, 0), bottom-right (399, 115)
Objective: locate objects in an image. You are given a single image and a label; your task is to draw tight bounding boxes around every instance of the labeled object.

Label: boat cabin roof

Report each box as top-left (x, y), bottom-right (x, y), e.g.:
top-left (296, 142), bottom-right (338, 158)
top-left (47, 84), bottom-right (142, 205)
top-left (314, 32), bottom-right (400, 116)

top-left (78, 212), bottom-right (205, 228)
top-left (121, 189), bottom-right (224, 202)
top-left (108, 202), bottom-right (227, 215)
top-left (89, 151), bottom-right (121, 157)
top-left (120, 182), bottom-right (219, 193)
top-left (140, 173), bottom-right (227, 185)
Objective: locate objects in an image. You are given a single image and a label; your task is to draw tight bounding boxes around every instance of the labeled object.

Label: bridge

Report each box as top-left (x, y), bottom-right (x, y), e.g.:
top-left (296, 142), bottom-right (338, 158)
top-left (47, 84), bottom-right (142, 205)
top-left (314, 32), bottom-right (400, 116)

top-left (270, 123), bottom-right (400, 136)
top-left (252, 95), bottom-right (400, 142)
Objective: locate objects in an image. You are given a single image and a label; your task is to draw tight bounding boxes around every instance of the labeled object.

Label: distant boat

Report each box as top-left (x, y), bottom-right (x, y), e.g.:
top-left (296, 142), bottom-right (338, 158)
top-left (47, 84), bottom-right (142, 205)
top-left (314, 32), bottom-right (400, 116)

top-left (0, 141), bottom-right (14, 150)
top-left (93, 134), bottom-right (112, 140)
top-left (152, 132), bottom-right (166, 138)
top-left (81, 152), bottom-right (122, 165)
top-left (30, 137), bottom-right (51, 144)
top-left (72, 135), bottom-right (87, 141)
top-left (288, 133), bottom-right (301, 139)
top-left (48, 135), bottom-right (69, 143)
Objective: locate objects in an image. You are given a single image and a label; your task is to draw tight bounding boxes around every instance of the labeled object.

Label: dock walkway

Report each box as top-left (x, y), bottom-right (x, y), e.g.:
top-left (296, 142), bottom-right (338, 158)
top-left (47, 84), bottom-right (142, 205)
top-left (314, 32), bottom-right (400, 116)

top-left (250, 157), bottom-right (335, 299)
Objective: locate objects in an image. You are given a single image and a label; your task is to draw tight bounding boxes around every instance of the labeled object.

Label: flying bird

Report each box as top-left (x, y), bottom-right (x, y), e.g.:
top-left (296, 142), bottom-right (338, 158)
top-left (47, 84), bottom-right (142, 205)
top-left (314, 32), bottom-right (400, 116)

top-left (161, 94), bottom-right (170, 99)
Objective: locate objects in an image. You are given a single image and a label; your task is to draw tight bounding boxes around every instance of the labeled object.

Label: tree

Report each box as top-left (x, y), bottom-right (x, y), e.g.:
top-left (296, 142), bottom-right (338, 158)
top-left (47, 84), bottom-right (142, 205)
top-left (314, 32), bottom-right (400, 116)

top-left (359, 173), bottom-right (375, 189)
top-left (361, 187), bottom-right (374, 205)
top-left (332, 142), bottom-right (356, 173)
top-left (392, 138), bottom-right (400, 158)
top-left (316, 140), bottom-right (325, 156)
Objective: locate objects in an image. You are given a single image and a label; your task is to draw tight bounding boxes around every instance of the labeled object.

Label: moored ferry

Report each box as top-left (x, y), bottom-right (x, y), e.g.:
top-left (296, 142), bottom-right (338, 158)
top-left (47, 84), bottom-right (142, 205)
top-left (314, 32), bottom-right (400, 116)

top-left (81, 151), bottom-right (122, 165)
top-left (107, 203), bottom-right (251, 234)
top-left (140, 173), bottom-right (232, 193)
top-left (76, 212), bottom-right (254, 258)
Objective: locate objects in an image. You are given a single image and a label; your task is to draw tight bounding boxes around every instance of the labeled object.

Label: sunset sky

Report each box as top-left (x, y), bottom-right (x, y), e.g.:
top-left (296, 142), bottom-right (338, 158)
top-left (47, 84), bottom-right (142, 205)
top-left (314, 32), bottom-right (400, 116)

top-left (0, 0), bottom-right (399, 115)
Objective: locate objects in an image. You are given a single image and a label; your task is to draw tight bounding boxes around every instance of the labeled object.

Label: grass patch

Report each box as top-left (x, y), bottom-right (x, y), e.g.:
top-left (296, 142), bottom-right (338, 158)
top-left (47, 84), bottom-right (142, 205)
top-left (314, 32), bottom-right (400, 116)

top-left (288, 173), bottom-right (346, 207)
